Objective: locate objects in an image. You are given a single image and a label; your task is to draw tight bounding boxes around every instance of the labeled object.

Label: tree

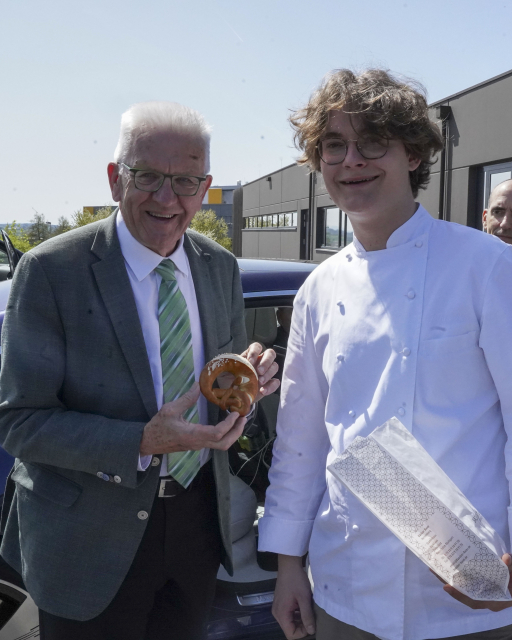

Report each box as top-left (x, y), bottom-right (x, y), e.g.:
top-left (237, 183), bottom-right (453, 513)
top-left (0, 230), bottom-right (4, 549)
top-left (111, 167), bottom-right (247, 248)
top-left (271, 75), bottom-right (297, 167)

top-left (189, 209), bottom-right (232, 251)
top-left (2, 221), bottom-right (32, 253)
top-left (71, 206), bottom-right (114, 228)
top-left (52, 216), bottom-right (73, 236)
top-left (27, 211), bottom-right (51, 247)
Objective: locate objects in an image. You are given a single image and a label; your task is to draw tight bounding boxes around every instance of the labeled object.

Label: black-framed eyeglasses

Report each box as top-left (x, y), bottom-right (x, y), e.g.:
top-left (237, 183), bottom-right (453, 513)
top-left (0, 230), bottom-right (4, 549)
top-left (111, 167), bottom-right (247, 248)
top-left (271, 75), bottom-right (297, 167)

top-left (317, 137), bottom-right (389, 165)
top-left (119, 163), bottom-right (207, 196)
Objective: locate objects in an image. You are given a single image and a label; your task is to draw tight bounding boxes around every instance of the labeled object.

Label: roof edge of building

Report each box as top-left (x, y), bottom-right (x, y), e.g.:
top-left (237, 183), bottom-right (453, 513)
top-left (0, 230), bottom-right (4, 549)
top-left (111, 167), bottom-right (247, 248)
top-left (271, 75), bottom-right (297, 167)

top-left (242, 162), bottom-right (302, 188)
top-left (429, 68), bottom-right (512, 107)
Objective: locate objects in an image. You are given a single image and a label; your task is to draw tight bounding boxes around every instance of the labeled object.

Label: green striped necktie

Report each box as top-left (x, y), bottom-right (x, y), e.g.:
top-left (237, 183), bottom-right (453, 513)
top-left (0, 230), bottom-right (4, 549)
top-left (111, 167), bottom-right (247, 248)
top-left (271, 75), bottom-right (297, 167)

top-left (156, 260), bottom-right (201, 488)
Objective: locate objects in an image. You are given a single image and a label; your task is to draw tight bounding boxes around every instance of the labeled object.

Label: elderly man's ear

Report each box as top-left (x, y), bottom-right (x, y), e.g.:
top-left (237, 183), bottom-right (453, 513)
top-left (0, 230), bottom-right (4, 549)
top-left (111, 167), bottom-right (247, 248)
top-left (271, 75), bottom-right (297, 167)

top-left (107, 162), bottom-right (122, 202)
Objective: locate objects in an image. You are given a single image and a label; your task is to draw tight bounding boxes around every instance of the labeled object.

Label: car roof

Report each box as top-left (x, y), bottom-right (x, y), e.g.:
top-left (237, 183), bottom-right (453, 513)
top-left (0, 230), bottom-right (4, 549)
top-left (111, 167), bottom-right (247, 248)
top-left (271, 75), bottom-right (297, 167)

top-left (236, 258), bottom-right (317, 295)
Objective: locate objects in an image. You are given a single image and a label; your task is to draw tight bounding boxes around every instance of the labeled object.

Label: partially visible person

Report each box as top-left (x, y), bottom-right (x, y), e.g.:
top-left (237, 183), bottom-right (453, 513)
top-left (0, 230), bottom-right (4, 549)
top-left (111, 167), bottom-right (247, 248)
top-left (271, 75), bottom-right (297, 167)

top-left (483, 179), bottom-right (512, 244)
top-left (259, 69), bottom-right (512, 640)
top-left (274, 307), bottom-right (293, 349)
top-left (0, 100), bottom-right (279, 640)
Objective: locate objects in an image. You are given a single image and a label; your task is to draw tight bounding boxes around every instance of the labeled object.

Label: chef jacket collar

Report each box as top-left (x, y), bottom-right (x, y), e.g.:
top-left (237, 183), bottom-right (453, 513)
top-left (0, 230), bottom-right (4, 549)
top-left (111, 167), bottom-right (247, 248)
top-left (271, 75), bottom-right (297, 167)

top-left (116, 209), bottom-right (190, 282)
top-left (352, 204), bottom-right (431, 255)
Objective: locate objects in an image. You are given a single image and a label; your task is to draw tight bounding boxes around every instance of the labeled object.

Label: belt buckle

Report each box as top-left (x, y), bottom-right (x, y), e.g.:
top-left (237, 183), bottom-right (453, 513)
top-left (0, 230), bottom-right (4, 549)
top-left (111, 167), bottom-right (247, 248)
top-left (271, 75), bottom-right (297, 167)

top-left (158, 478), bottom-right (184, 498)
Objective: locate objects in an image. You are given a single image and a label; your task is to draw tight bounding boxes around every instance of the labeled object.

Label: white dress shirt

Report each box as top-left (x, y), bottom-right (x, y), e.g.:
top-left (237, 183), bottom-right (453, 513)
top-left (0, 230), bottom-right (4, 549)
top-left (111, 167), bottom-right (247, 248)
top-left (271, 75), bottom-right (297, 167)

top-left (116, 212), bottom-right (210, 473)
top-left (259, 206), bottom-right (512, 640)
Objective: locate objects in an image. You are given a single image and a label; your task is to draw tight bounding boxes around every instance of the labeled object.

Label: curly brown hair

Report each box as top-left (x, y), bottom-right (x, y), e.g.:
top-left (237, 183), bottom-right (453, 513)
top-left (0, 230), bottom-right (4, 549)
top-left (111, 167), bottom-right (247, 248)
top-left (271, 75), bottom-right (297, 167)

top-left (290, 69), bottom-right (444, 197)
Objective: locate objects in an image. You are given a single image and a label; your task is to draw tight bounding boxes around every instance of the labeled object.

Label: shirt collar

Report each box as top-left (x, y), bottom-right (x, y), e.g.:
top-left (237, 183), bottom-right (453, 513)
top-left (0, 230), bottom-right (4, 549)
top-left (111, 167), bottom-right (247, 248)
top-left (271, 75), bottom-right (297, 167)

top-left (352, 204), bottom-right (431, 254)
top-left (116, 210), bottom-right (190, 282)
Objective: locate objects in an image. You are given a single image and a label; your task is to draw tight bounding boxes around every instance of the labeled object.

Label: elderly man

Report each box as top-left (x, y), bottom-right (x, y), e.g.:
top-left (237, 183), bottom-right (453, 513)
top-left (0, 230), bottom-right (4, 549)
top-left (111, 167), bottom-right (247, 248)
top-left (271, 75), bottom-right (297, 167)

top-left (0, 101), bottom-right (278, 640)
top-left (259, 69), bottom-right (512, 640)
top-left (483, 179), bottom-right (512, 244)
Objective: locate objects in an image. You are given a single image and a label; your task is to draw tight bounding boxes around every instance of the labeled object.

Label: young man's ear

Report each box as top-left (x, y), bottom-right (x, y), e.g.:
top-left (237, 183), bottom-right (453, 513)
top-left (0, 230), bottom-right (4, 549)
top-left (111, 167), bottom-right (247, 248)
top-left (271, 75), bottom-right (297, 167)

top-left (107, 163), bottom-right (122, 202)
top-left (408, 155), bottom-right (422, 172)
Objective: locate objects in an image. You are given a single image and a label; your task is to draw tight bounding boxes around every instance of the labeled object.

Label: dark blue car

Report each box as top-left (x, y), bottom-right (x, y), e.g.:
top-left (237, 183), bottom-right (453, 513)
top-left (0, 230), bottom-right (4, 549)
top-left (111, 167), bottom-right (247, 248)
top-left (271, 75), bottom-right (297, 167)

top-left (0, 245), bottom-right (317, 639)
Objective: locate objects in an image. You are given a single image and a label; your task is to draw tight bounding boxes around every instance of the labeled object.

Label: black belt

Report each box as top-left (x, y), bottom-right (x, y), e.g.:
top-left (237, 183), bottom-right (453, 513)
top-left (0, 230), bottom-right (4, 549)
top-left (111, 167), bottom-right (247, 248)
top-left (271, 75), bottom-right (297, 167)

top-left (157, 460), bottom-right (211, 498)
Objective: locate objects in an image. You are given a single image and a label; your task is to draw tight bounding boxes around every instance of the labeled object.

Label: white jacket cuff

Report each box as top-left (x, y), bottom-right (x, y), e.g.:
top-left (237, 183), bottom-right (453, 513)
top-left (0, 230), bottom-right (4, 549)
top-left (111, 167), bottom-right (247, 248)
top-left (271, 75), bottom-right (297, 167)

top-left (258, 516), bottom-right (315, 556)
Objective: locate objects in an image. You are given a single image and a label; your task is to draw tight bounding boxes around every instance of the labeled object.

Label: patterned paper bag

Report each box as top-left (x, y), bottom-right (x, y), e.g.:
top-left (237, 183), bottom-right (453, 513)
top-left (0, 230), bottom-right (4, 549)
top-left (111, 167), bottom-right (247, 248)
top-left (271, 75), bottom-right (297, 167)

top-left (328, 418), bottom-right (511, 601)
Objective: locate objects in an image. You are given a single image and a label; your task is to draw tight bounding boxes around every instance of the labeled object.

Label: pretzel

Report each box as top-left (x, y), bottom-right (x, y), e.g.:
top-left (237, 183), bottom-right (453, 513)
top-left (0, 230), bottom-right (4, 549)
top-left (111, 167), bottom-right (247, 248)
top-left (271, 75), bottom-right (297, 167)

top-left (199, 353), bottom-right (259, 416)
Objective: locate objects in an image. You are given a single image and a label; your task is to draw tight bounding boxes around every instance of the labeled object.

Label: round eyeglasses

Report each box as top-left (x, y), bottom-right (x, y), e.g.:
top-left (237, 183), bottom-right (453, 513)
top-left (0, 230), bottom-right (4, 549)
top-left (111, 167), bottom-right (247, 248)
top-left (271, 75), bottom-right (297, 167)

top-left (317, 137), bottom-right (389, 165)
top-left (119, 163), bottom-right (207, 196)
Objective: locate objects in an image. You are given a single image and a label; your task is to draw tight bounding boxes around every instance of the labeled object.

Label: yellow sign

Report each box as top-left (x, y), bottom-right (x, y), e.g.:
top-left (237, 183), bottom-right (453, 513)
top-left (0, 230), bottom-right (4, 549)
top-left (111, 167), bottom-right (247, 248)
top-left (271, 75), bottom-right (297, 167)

top-left (208, 189), bottom-right (222, 204)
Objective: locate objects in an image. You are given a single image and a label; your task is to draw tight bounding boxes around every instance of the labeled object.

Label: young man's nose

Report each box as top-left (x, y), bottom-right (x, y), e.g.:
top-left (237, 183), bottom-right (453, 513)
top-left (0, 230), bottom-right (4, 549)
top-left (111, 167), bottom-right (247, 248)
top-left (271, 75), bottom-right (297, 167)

top-left (342, 141), bottom-right (368, 167)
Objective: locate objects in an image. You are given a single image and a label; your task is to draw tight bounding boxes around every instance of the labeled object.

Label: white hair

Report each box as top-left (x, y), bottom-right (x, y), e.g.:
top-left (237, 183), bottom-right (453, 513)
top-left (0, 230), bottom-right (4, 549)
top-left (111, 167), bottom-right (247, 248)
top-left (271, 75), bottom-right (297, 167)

top-left (113, 101), bottom-right (212, 173)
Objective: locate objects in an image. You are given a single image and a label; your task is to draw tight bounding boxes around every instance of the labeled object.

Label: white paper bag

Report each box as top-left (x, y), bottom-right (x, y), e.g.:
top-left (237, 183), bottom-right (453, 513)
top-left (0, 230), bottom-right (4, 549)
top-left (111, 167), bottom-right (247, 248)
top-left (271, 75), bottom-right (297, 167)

top-left (327, 417), bottom-right (511, 601)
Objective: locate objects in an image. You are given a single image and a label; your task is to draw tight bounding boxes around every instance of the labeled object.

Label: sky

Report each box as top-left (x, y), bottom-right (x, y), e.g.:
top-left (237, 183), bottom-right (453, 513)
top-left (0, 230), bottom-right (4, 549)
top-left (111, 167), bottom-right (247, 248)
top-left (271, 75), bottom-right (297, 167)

top-left (1, 0), bottom-right (511, 224)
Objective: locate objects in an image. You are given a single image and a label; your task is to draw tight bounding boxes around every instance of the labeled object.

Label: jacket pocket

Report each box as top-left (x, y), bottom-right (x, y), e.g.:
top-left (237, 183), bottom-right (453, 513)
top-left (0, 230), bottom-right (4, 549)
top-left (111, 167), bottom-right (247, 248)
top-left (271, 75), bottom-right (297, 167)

top-left (420, 329), bottom-right (479, 357)
top-left (12, 461), bottom-right (82, 507)
top-left (217, 337), bottom-right (234, 354)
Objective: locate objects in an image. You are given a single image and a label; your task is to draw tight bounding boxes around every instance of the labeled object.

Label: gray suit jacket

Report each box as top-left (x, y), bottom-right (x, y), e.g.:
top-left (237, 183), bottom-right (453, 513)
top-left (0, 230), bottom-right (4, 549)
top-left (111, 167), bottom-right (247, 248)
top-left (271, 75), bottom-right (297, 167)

top-left (0, 212), bottom-right (246, 620)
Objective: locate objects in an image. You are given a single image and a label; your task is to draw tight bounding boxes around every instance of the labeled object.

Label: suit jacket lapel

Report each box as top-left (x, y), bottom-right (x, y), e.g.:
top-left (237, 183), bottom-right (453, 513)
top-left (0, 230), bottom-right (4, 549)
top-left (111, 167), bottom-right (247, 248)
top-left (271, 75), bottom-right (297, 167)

top-left (184, 233), bottom-right (217, 362)
top-left (184, 234), bottom-right (222, 426)
top-left (90, 213), bottom-right (158, 419)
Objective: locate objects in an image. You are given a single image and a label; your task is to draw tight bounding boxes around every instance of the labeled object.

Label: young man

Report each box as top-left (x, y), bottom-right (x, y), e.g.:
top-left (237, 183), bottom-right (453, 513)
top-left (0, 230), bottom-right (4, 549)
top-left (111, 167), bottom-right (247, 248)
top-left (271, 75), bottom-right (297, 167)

top-left (259, 70), bottom-right (512, 640)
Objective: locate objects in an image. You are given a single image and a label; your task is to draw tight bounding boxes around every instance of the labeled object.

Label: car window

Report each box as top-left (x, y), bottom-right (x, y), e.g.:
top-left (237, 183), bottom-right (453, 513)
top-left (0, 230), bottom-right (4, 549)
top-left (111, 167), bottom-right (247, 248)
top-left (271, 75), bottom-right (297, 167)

top-left (231, 305), bottom-right (293, 502)
top-left (0, 249), bottom-right (11, 283)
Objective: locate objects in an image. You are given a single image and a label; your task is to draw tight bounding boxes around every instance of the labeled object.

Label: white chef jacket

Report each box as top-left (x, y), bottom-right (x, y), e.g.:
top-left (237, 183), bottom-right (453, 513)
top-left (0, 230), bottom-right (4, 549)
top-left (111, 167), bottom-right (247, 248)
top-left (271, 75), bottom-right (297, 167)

top-left (258, 205), bottom-right (512, 640)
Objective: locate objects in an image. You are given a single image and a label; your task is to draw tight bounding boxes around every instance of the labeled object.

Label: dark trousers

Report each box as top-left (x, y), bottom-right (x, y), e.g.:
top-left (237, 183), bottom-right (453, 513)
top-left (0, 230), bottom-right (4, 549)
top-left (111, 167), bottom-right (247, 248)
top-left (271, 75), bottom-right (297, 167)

top-left (39, 462), bottom-right (222, 640)
top-left (314, 603), bottom-right (512, 640)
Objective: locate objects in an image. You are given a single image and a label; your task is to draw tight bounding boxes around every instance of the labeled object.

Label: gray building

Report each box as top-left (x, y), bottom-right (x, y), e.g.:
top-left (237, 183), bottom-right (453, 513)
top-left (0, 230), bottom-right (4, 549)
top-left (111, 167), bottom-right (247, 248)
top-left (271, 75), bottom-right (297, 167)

top-left (237, 69), bottom-right (512, 261)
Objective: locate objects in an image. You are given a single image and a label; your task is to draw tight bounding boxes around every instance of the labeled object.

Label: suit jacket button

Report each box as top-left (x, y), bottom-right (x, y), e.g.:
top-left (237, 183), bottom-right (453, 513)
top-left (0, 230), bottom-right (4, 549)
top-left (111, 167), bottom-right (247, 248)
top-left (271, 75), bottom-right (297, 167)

top-left (151, 457), bottom-right (160, 467)
top-left (102, 473), bottom-right (110, 481)
top-left (97, 472), bottom-right (103, 479)
top-left (114, 476), bottom-right (121, 484)
top-left (137, 511), bottom-right (149, 520)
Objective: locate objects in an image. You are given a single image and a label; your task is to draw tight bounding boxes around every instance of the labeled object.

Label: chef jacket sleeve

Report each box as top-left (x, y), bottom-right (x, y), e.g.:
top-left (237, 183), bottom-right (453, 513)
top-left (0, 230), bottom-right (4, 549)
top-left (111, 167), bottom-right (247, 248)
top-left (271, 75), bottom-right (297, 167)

top-left (258, 281), bottom-right (331, 556)
top-left (478, 246), bottom-right (512, 551)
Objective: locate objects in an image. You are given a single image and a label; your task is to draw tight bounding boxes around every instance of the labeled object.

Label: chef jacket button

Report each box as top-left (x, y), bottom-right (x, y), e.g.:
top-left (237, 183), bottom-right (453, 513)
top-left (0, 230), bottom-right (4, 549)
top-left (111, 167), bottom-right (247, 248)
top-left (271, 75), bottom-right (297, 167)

top-left (114, 475), bottom-right (121, 484)
top-left (137, 511), bottom-right (149, 520)
top-left (151, 457), bottom-right (160, 467)
top-left (352, 524), bottom-right (359, 532)
top-left (348, 410), bottom-right (355, 417)
top-left (397, 407), bottom-right (405, 416)
top-left (346, 254), bottom-right (352, 261)
top-left (337, 354), bottom-right (345, 362)
top-left (337, 300), bottom-right (343, 307)
top-left (407, 290), bottom-right (416, 299)
top-left (96, 471), bottom-right (103, 479)
top-left (415, 240), bottom-right (423, 248)
top-left (402, 347), bottom-right (411, 357)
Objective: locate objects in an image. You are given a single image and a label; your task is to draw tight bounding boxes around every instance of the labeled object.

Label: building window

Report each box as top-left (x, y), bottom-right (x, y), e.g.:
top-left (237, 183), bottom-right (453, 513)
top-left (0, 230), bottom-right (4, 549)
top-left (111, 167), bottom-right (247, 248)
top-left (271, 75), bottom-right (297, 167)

top-left (316, 207), bottom-right (353, 250)
top-left (242, 212), bottom-right (298, 230)
top-left (482, 162), bottom-right (512, 211)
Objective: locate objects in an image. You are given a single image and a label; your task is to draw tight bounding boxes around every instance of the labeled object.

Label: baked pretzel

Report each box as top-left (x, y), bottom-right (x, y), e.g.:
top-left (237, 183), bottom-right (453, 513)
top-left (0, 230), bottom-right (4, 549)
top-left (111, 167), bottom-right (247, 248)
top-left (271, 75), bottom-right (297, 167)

top-left (199, 353), bottom-right (258, 416)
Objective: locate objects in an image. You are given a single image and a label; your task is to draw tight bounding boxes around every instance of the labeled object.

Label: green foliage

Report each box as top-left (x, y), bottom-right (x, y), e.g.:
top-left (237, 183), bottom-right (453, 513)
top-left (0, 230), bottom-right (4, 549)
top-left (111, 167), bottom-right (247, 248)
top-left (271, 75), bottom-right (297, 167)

top-left (27, 212), bottom-right (51, 246)
top-left (52, 216), bottom-right (73, 236)
top-left (189, 209), bottom-right (232, 252)
top-left (2, 221), bottom-right (32, 253)
top-left (1, 205), bottom-right (116, 254)
top-left (71, 206), bottom-right (114, 228)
